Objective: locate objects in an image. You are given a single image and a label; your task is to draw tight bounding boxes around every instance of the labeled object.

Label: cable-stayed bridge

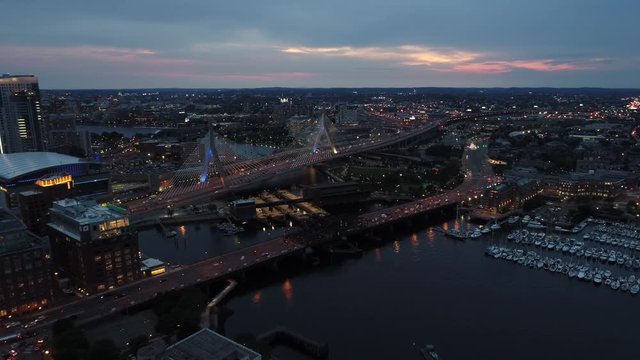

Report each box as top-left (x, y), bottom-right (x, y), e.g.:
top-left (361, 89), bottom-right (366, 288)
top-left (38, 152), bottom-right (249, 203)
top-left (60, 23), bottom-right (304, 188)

top-left (126, 111), bottom-right (523, 215)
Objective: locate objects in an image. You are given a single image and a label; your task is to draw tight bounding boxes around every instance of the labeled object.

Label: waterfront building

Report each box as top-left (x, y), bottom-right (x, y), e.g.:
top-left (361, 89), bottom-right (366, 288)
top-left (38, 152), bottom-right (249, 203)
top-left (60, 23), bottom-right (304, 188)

top-left (47, 198), bottom-right (141, 294)
top-left (140, 258), bottom-right (167, 277)
top-left (482, 178), bottom-right (541, 214)
top-left (0, 74), bottom-right (44, 154)
top-left (0, 209), bottom-right (54, 318)
top-left (230, 199), bottom-right (257, 220)
top-left (558, 170), bottom-right (636, 199)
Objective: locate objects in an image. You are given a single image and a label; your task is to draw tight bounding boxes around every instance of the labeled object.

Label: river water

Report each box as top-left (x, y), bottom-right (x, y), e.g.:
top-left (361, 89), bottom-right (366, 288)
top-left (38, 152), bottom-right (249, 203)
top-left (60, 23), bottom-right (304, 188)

top-left (138, 225), bottom-right (289, 265)
top-left (77, 125), bottom-right (164, 137)
top-left (210, 219), bottom-right (640, 360)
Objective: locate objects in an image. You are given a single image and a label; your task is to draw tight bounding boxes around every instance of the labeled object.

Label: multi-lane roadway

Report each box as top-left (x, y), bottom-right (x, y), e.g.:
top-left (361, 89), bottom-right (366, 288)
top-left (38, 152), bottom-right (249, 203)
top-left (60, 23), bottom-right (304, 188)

top-left (355, 138), bottom-right (496, 230)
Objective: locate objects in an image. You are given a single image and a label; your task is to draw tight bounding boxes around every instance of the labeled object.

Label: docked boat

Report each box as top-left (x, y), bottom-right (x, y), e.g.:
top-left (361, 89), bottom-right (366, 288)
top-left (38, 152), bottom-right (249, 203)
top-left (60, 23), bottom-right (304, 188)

top-left (218, 222), bottom-right (245, 236)
top-left (527, 220), bottom-right (546, 229)
top-left (621, 281), bottom-right (630, 292)
top-left (611, 280), bottom-right (620, 291)
top-left (444, 229), bottom-right (467, 241)
top-left (507, 216), bottom-right (520, 224)
top-left (522, 215), bottom-right (531, 224)
top-left (419, 344), bottom-right (441, 360)
top-left (480, 227), bottom-right (491, 234)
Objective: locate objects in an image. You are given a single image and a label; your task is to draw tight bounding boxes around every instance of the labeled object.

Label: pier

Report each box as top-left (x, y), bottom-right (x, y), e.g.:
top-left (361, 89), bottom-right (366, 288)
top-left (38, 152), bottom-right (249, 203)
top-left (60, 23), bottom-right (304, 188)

top-left (157, 219), bottom-right (174, 238)
top-left (201, 279), bottom-right (238, 329)
top-left (258, 326), bottom-right (329, 359)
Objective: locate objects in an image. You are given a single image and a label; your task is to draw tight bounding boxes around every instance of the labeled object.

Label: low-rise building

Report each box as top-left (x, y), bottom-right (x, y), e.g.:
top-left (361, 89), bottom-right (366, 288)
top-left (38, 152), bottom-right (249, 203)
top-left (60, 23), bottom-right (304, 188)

top-left (0, 209), bottom-right (54, 318)
top-left (482, 178), bottom-right (541, 214)
top-left (140, 258), bottom-right (167, 277)
top-left (558, 170), bottom-right (636, 199)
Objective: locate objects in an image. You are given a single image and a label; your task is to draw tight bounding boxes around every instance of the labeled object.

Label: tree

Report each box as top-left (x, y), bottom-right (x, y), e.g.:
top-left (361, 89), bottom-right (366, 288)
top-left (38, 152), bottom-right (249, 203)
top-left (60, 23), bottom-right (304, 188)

top-left (522, 196), bottom-right (545, 212)
top-left (577, 204), bottom-right (593, 218)
top-left (87, 339), bottom-right (120, 360)
top-left (153, 288), bottom-right (207, 337)
top-left (127, 336), bottom-right (149, 356)
top-left (52, 318), bottom-right (89, 360)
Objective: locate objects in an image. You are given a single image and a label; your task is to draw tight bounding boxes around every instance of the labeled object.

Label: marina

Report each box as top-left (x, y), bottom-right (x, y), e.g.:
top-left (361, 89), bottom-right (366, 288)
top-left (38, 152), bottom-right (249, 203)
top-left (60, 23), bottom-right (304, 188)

top-left (503, 229), bottom-right (640, 271)
top-left (486, 218), bottom-right (640, 295)
top-left (223, 215), bottom-right (640, 360)
top-left (485, 245), bottom-right (640, 294)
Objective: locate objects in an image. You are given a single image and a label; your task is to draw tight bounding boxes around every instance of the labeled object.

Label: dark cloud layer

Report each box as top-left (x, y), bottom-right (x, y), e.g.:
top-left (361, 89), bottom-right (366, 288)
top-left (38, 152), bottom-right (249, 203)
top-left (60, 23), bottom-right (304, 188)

top-left (1, 0), bottom-right (638, 88)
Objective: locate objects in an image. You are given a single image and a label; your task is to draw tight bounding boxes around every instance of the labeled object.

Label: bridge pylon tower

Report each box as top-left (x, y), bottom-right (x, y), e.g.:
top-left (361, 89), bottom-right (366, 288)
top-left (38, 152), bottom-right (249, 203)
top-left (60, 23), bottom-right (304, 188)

top-left (201, 122), bottom-right (228, 186)
top-left (312, 112), bottom-right (338, 155)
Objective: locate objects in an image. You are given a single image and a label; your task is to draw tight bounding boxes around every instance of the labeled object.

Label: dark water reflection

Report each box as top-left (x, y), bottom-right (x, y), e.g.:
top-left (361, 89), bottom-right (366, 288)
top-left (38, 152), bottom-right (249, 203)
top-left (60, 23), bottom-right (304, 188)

top-left (222, 219), bottom-right (640, 360)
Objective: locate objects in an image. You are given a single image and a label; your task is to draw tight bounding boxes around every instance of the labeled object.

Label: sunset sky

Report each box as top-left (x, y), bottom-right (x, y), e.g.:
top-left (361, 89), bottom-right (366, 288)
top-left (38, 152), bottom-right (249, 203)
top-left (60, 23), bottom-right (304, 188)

top-left (2, 0), bottom-right (638, 88)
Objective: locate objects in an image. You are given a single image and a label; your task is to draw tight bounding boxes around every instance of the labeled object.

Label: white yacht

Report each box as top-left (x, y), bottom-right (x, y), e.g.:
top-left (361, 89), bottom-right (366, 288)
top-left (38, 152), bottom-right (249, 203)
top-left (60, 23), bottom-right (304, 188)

top-left (527, 220), bottom-right (546, 229)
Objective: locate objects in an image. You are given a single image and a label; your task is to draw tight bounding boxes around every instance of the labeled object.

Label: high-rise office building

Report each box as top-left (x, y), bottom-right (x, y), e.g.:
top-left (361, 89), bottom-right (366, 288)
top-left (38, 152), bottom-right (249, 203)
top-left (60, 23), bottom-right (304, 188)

top-left (46, 113), bottom-right (92, 157)
top-left (0, 74), bottom-right (44, 154)
top-left (336, 104), bottom-right (363, 125)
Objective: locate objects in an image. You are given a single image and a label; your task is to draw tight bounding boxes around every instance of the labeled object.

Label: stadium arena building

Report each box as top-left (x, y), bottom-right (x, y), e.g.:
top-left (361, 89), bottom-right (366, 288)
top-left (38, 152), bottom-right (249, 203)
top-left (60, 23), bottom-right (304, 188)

top-left (0, 152), bottom-right (110, 207)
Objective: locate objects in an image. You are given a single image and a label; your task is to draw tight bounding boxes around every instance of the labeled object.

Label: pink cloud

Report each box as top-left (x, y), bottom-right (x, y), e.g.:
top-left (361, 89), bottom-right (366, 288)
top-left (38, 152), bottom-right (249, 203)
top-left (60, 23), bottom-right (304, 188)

top-left (133, 71), bottom-right (316, 83)
top-left (446, 60), bottom-right (589, 74)
top-left (447, 62), bottom-right (513, 74)
top-left (509, 60), bottom-right (586, 72)
top-left (281, 44), bottom-right (601, 74)
top-left (0, 44), bottom-right (197, 67)
top-left (282, 45), bottom-right (481, 66)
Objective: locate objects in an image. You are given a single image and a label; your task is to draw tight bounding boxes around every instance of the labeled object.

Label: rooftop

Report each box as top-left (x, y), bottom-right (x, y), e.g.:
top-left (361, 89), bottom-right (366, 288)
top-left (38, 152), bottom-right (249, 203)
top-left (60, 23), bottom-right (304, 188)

top-left (141, 258), bottom-right (165, 271)
top-left (0, 209), bottom-right (45, 255)
top-left (0, 152), bottom-right (85, 181)
top-left (50, 198), bottom-right (128, 225)
top-left (162, 328), bottom-right (261, 360)
top-left (0, 209), bottom-right (26, 234)
top-left (48, 199), bottom-right (130, 242)
top-left (0, 74), bottom-right (38, 84)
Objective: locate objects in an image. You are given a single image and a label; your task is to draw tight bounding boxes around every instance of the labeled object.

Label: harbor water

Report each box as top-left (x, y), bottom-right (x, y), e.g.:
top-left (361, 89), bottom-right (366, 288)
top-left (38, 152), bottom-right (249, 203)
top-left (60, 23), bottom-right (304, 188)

top-left (216, 219), bottom-right (640, 360)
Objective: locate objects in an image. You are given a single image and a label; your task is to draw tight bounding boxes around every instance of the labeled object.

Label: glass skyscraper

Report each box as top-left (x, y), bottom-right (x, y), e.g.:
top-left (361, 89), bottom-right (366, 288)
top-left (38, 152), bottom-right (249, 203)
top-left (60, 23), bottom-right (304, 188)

top-left (0, 74), bottom-right (44, 153)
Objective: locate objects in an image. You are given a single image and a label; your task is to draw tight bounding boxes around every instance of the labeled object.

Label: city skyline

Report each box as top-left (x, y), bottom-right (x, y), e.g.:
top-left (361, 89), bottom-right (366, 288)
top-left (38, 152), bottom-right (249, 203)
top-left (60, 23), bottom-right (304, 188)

top-left (2, 0), bottom-right (639, 89)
